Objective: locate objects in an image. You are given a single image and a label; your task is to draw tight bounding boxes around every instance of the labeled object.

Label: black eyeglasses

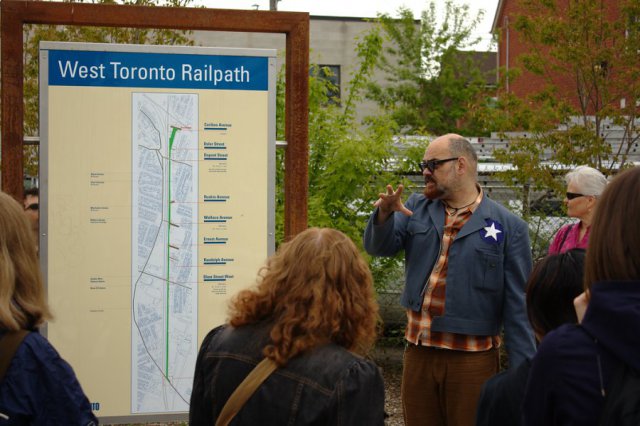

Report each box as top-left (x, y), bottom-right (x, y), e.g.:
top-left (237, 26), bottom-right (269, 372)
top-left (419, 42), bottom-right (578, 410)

top-left (566, 192), bottom-right (585, 200)
top-left (419, 157), bottom-right (459, 173)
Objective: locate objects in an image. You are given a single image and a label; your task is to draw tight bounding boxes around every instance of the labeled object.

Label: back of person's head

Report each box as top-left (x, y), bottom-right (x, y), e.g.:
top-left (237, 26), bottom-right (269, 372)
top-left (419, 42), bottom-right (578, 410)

top-left (0, 191), bottom-right (52, 331)
top-left (565, 165), bottom-right (608, 196)
top-left (229, 227), bottom-right (378, 366)
top-left (527, 249), bottom-right (586, 339)
top-left (585, 166), bottom-right (640, 287)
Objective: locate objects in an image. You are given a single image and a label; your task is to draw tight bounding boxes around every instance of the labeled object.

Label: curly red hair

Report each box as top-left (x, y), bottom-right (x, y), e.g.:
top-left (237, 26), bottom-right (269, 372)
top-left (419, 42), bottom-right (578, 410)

top-left (228, 227), bottom-right (379, 366)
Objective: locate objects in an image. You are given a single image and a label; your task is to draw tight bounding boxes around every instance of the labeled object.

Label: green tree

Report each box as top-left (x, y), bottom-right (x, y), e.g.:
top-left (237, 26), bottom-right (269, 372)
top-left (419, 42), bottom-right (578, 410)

top-left (366, 1), bottom-right (491, 136)
top-left (274, 30), bottom-right (420, 290)
top-left (467, 0), bottom-right (640, 256)
top-left (489, 0), bottom-right (640, 195)
top-left (21, 0), bottom-right (194, 177)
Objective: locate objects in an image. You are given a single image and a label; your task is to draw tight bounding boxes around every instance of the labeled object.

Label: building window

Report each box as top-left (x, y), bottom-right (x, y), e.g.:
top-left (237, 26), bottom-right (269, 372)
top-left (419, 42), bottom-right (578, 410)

top-left (311, 64), bottom-right (341, 104)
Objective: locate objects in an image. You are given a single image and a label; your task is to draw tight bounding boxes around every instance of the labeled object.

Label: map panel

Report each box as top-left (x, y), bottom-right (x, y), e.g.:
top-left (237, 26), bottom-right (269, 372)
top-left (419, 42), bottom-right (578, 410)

top-left (131, 93), bottom-right (199, 413)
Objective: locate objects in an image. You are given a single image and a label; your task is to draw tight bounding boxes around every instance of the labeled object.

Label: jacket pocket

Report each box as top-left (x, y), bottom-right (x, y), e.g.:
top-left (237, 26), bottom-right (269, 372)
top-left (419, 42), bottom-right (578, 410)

top-left (474, 248), bottom-right (504, 291)
top-left (405, 220), bottom-right (437, 267)
top-left (407, 220), bottom-right (430, 236)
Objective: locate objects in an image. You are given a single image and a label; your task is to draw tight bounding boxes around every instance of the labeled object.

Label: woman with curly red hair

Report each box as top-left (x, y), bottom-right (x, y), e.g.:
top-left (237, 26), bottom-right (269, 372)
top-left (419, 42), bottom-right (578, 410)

top-left (189, 227), bottom-right (384, 425)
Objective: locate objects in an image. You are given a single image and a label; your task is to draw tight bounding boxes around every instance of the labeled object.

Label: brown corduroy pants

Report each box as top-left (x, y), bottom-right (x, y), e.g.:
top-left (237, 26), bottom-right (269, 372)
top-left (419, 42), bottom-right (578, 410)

top-left (401, 344), bottom-right (499, 426)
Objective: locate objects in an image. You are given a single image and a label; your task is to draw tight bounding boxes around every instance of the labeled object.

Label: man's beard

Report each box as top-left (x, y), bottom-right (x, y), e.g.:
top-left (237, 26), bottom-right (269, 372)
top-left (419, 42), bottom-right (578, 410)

top-left (423, 177), bottom-right (445, 199)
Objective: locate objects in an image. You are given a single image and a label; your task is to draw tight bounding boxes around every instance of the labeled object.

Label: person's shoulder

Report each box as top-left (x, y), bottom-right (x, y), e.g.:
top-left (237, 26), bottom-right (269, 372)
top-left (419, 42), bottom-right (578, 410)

top-left (17, 331), bottom-right (59, 361)
top-left (406, 192), bottom-right (427, 206)
top-left (328, 348), bottom-right (383, 388)
top-left (537, 324), bottom-right (594, 361)
top-left (1, 331), bottom-right (53, 383)
top-left (481, 196), bottom-right (527, 227)
top-left (299, 344), bottom-right (380, 379)
top-left (555, 223), bottom-right (574, 235)
top-left (486, 359), bottom-right (531, 394)
top-left (198, 324), bottom-right (228, 350)
top-left (346, 352), bottom-right (381, 375)
top-left (12, 331), bottom-right (86, 384)
top-left (307, 343), bottom-right (365, 365)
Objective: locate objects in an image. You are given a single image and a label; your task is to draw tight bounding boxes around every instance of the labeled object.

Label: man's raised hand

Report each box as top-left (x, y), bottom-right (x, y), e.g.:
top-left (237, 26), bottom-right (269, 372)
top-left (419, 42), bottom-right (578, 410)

top-left (373, 184), bottom-right (413, 223)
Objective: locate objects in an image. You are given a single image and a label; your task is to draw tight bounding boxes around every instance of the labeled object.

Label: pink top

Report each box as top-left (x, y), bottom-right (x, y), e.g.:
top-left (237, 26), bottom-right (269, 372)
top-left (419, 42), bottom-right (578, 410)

top-left (548, 222), bottom-right (590, 254)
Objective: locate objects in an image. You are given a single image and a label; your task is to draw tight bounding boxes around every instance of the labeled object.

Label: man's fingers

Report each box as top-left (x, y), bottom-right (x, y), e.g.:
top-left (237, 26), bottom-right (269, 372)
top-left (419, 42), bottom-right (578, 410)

top-left (375, 184), bottom-right (406, 209)
top-left (386, 184), bottom-right (394, 195)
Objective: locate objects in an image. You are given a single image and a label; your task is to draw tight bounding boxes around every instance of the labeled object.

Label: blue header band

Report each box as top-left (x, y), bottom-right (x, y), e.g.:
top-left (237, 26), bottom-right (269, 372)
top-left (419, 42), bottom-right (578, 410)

top-left (48, 49), bottom-right (268, 90)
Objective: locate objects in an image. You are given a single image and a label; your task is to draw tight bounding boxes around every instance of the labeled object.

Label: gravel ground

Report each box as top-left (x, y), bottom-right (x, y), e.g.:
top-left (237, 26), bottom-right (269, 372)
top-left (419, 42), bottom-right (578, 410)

top-left (372, 345), bottom-right (405, 426)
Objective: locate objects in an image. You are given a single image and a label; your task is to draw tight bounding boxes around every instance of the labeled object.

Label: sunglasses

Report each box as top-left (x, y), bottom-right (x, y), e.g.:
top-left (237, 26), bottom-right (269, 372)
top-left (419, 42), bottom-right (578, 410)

top-left (419, 157), bottom-right (459, 173)
top-left (565, 192), bottom-right (585, 200)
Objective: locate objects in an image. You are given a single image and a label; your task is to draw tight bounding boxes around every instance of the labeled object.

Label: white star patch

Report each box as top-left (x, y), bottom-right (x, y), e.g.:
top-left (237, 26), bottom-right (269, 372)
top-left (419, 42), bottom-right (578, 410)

top-left (483, 222), bottom-right (503, 241)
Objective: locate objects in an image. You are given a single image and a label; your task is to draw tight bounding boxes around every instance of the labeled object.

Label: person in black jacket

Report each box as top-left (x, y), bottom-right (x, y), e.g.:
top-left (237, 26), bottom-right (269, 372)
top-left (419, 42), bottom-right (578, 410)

top-left (189, 227), bottom-right (384, 425)
top-left (476, 249), bottom-right (586, 426)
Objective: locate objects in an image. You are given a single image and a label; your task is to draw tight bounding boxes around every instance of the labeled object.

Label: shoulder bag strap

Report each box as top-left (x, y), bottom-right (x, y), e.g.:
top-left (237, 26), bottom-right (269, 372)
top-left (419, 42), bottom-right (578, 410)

top-left (215, 357), bottom-right (278, 426)
top-left (0, 330), bottom-right (29, 382)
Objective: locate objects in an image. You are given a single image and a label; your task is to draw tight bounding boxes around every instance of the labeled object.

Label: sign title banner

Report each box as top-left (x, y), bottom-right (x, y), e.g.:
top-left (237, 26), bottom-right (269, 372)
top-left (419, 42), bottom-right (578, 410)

top-left (49, 49), bottom-right (268, 90)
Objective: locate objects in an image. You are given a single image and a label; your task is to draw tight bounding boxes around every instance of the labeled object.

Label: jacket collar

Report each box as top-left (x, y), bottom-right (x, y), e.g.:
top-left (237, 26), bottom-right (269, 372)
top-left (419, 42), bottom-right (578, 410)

top-left (425, 187), bottom-right (494, 240)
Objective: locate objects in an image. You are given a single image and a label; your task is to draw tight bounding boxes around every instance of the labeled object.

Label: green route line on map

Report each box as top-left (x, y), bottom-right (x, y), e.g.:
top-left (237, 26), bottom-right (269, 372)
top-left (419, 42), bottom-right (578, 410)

top-left (166, 126), bottom-right (179, 379)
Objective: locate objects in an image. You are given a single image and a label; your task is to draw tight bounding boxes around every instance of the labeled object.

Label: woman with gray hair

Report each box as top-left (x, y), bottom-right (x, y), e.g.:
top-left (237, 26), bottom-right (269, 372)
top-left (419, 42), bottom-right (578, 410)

top-left (548, 165), bottom-right (607, 254)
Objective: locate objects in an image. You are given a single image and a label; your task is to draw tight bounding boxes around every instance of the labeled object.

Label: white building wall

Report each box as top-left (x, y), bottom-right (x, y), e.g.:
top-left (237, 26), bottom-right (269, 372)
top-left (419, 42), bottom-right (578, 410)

top-left (191, 16), bottom-right (388, 124)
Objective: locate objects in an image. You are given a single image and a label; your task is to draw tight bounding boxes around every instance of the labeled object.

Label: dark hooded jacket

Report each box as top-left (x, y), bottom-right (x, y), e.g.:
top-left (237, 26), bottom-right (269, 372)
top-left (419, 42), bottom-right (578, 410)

top-left (523, 281), bottom-right (640, 426)
top-left (189, 323), bottom-right (385, 426)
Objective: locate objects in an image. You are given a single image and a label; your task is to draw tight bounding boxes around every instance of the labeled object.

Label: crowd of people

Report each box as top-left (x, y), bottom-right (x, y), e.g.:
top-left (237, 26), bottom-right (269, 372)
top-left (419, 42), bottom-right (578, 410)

top-left (0, 134), bottom-right (638, 425)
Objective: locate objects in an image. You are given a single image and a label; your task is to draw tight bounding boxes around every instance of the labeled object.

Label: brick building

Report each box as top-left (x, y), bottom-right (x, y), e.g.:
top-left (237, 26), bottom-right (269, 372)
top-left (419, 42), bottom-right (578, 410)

top-left (491, 0), bottom-right (624, 112)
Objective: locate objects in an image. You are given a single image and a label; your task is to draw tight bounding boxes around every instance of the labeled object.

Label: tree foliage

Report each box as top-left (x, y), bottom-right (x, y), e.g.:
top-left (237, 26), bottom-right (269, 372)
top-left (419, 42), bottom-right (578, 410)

top-left (366, 1), bottom-right (491, 136)
top-left (275, 30), bottom-right (420, 289)
top-left (489, 0), bottom-right (640, 195)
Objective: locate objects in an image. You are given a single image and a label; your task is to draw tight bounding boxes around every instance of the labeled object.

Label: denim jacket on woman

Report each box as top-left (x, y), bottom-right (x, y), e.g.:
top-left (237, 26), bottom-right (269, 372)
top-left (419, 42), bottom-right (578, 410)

top-left (189, 322), bottom-right (385, 426)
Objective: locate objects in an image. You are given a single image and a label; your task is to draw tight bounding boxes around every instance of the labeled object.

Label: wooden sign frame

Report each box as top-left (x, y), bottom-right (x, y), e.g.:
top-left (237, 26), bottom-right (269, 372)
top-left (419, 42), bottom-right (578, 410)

top-left (1, 0), bottom-right (309, 237)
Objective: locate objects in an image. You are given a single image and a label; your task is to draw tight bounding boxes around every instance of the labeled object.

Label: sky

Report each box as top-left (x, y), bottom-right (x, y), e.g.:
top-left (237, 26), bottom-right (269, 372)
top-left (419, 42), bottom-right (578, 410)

top-left (193, 0), bottom-right (501, 49)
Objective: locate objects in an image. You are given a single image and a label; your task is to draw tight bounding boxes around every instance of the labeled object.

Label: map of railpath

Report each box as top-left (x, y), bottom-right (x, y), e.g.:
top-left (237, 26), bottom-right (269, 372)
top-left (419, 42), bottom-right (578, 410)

top-left (131, 92), bottom-right (198, 413)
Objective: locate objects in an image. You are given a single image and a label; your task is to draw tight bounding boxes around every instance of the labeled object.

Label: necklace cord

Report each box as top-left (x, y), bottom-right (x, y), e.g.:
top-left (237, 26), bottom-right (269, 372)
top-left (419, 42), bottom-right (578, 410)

top-left (444, 199), bottom-right (475, 215)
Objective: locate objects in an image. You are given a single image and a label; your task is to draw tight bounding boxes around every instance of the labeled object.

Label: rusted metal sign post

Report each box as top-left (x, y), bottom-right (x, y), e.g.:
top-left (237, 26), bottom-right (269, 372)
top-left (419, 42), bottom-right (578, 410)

top-left (1, 0), bottom-right (309, 238)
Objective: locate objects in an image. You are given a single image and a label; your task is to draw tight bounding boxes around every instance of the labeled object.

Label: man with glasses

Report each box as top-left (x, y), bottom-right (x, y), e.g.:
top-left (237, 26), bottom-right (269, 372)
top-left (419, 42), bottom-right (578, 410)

top-left (364, 134), bottom-right (535, 426)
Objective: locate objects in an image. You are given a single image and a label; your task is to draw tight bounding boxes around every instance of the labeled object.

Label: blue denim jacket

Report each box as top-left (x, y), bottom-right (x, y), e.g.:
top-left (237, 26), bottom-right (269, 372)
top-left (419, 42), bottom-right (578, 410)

top-left (364, 193), bottom-right (535, 367)
top-left (189, 323), bottom-right (385, 425)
